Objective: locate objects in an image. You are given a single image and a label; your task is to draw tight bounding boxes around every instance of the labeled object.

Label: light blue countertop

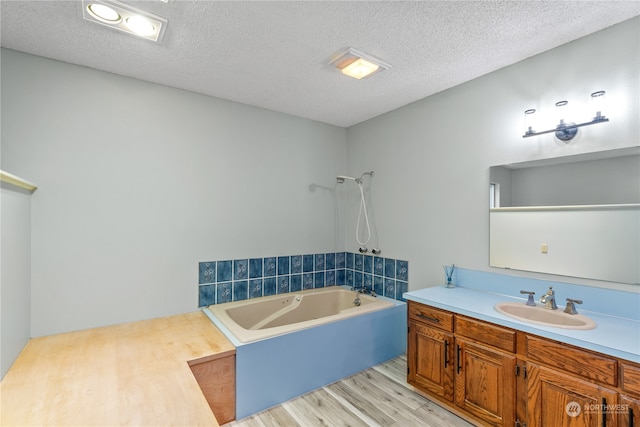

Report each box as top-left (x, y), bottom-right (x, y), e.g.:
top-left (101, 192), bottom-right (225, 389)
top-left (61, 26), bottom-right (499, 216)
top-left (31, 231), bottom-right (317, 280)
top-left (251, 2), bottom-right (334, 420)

top-left (404, 285), bottom-right (640, 363)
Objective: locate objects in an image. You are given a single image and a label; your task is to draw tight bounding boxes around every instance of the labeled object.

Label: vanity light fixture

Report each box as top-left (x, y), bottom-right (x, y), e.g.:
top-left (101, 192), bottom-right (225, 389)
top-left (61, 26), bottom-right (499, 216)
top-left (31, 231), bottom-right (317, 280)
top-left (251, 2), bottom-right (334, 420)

top-left (328, 48), bottom-right (391, 80)
top-left (82, 0), bottom-right (167, 42)
top-left (522, 91), bottom-right (609, 141)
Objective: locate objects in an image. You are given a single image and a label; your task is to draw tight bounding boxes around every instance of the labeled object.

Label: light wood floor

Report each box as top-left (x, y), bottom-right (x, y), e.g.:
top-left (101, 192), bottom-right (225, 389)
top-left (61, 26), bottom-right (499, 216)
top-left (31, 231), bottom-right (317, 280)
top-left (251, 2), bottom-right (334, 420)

top-left (226, 355), bottom-right (475, 427)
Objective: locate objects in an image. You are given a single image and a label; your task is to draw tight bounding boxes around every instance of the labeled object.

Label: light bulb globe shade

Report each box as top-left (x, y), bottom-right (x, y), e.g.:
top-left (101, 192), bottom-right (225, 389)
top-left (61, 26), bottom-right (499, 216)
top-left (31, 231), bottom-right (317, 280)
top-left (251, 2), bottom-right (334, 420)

top-left (591, 91), bottom-right (607, 121)
top-left (555, 100), bottom-right (570, 124)
top-left (524, 109), bottom-right (536, 134)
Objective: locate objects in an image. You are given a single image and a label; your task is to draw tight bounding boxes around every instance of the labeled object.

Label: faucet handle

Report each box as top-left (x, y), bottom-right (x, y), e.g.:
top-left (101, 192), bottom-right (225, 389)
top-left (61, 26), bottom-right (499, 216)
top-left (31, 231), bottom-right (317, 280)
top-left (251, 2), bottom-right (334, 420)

top-left (564, 298), bottom-right (583, 315)
top-left (520, 290), bottom-right (536, 306)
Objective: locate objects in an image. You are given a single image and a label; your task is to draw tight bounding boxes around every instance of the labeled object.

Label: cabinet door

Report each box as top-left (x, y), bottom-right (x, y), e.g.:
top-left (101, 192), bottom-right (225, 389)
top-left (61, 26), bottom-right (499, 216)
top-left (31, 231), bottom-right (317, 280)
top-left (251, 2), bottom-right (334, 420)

top-left (527, 363), bottom-right (617, 427)
top-left (620, 394), bottom-right (640, 427)
top-left (407, 320), bottom-right (454, 401)
top-left (454, 338), bottom-right (516, 426)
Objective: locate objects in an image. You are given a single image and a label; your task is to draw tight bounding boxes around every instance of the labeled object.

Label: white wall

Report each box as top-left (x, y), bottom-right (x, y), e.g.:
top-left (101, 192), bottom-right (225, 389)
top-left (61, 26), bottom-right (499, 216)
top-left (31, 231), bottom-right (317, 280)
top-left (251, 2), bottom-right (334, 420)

top-left (1, 184), bottom-right (32, 378)
top-left (1, 49), bottom-right (347, 336)
top-left (346, 17), bottom-right (640, 292)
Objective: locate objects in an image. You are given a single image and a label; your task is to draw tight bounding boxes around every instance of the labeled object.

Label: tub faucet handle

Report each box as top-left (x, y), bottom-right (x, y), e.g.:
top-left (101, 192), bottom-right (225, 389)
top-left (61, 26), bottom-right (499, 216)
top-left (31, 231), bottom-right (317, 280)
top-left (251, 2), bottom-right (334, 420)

top-left (520, 290), bottom-right (536, 306)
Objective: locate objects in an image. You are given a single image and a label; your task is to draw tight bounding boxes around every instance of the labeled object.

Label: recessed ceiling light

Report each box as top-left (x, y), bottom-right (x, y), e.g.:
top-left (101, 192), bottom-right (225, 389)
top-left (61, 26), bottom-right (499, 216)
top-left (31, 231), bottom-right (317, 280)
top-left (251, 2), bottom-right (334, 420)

top-left (81, 0), bottom-right (167, 43)
top-left (340, 58), bottom-right (380, 80)
top-left (125, 15), bottom-right (156, 37)
top-left (328, 48), bottom-right (391, 80)
top-left (86, 3), bottom-right (121, 23)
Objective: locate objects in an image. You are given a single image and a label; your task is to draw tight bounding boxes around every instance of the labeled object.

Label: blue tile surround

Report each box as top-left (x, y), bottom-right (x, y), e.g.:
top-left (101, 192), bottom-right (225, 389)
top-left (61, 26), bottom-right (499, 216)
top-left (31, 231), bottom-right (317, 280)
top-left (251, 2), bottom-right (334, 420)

top-left (198, 252), bottom-right (409, 307)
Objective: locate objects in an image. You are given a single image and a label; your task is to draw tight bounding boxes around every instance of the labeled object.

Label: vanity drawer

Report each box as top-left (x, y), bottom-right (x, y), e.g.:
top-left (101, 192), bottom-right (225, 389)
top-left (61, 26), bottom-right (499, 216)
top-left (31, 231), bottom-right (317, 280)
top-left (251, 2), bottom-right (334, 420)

top-left (455, 315), bottom-right (516, 353)
top-left (527, 336), bottom-right (617, 386)
top-left (621, 362), bottom-right (640, 395)
top-left (408, 302), bottom-right (453, 332)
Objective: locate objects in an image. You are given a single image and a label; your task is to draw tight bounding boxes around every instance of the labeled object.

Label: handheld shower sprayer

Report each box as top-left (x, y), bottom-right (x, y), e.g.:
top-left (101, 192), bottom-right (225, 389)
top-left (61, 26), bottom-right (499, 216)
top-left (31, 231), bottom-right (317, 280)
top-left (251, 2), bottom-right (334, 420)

top-left (336, 171), bottom-right (375, 248)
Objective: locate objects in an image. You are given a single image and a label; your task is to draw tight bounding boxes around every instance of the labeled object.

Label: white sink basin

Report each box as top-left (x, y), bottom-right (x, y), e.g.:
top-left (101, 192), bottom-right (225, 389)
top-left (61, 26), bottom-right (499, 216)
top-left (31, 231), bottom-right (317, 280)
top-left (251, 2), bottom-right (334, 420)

top-left (494, 302), bottom-right (596, 330)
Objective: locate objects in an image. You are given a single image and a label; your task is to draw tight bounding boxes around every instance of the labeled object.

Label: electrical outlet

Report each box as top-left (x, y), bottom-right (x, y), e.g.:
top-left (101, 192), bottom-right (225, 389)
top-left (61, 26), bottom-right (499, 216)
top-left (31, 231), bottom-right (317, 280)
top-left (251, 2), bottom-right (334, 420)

top-left (541, 244), bottom-right (548, 254)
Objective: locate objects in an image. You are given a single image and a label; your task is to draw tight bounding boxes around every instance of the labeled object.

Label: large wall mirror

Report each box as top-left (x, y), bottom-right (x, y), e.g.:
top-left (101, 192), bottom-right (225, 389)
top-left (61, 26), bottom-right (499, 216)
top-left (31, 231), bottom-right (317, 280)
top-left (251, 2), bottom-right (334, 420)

top-left (489, 147), bottom-right (640, 285)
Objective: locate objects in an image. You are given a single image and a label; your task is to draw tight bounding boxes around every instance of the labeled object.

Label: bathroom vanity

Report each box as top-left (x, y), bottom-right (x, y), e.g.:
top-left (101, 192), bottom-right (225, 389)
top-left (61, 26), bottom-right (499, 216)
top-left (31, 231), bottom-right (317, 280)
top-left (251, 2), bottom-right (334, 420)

top-left (405, 283), bottom-right (640, 427)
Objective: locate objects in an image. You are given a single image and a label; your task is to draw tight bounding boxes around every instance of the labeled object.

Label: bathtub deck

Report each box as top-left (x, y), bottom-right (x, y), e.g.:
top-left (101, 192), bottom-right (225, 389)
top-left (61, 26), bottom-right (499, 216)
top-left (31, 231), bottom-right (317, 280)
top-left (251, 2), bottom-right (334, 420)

top-left (1, 312), bottom-right (234, 427)
top-left (226, 355), bottom-right (474, 427)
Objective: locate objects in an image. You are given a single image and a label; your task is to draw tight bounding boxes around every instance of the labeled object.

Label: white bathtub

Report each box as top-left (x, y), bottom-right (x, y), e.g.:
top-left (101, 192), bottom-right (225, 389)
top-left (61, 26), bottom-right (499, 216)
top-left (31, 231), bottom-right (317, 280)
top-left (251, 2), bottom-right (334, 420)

top-left (207, 286), bottom-right (393, 343)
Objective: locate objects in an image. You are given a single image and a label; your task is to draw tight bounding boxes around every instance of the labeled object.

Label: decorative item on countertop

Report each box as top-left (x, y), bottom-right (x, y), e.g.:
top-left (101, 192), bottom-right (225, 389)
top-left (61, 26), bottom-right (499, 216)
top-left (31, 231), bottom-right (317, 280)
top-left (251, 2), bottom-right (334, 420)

top-left (444, 264), bottom-right (456, 288)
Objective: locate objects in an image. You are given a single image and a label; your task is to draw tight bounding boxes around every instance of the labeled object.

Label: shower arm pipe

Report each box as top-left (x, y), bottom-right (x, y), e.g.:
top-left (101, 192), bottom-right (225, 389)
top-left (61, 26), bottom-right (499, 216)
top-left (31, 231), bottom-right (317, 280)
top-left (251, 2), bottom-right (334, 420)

top-left (336, 171), bottom-right (374, 185)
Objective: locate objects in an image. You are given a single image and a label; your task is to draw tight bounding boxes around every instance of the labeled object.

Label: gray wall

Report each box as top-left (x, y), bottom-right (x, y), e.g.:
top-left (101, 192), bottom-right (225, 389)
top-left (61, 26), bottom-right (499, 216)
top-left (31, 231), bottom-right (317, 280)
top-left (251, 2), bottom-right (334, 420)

top-left (491, 153), bottom-right (640, 207)
top-left (1, 49), bottom-right (347, 337)
top-left (510, 155), bottom-right (640, 206)
top-left (2, 17), bottom-right (638, 339)
top-left (1, 184), bottom-right (32, 378)
top-left (345, 17), bottom-right (640, 292)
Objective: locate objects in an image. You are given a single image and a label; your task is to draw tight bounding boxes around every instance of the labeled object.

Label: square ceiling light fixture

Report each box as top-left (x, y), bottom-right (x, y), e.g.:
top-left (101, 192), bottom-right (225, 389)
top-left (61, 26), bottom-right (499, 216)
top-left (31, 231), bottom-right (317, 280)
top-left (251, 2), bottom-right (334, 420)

top-left (329, 47), bottom-right (391, 80)
top-left (82, 0), bottom-right (167, 42)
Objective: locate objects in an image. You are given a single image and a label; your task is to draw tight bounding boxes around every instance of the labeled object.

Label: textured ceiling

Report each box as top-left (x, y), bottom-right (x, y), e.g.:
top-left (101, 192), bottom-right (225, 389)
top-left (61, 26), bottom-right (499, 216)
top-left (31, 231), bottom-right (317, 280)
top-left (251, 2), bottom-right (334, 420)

top-left (2, 1), bottom-right (639, 128)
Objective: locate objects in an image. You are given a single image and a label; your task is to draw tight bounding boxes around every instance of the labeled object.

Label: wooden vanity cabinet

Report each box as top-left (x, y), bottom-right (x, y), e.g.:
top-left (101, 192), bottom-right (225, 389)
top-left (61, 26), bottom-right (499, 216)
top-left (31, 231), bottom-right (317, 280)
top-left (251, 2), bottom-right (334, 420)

top-left (526, 363), bottom-right (617, 426)
top-left (454, 337), bottom-right (516, 426)
top-left (619, 394), bottom-right (640, 427)
top-left (407, 302), bottom-right (517, 426)
top-left (526, 336), bottom-right (620, 426)
top-left (407, 302), bottom-right (455, 402)
top-left (454, 315), bottom-right (517, 426)
top-left (407, 300), bottom-right (640, 427)
top-left (621, 363), bottom-right (640, 427)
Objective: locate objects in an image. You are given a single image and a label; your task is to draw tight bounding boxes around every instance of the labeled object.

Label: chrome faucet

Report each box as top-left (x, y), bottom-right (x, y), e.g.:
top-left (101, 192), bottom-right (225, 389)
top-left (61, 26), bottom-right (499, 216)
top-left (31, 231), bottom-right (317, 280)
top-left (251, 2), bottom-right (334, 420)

top-left (539, 286), bottom-right (558, 310)
top-left (351, 286), bottom-right (377, 297)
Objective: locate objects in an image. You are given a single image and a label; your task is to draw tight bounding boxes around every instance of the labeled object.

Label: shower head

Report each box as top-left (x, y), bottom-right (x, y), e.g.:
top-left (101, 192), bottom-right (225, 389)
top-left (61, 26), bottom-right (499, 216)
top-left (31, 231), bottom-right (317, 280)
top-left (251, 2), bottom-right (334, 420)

top-left (336, 175), bottom-right (357, 184)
